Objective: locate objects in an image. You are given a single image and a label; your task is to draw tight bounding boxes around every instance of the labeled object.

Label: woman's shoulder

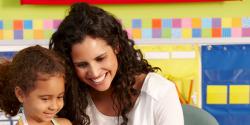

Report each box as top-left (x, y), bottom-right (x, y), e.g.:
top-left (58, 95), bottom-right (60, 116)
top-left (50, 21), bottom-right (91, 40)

top-left (141, 72), bottom-right (176, 100)
top-left (54, 118), bottom-right (72, 125)
top-left (143, 72), bottom-right (175, 88)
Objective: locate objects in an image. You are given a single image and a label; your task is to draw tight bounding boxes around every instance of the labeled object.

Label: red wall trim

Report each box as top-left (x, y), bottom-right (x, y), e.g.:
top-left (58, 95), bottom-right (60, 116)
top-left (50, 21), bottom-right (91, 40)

top-left (21, 0), bottom-right (226, 5)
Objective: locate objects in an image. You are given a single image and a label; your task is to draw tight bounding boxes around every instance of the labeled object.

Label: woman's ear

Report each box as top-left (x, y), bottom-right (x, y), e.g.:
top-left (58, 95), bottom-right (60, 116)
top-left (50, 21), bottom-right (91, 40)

top-left (15, 86), bottom-right (25, 103)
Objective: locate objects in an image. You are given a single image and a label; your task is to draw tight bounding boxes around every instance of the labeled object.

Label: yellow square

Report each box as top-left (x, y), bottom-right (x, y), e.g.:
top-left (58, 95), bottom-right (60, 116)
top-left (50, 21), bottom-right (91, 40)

top-left (182, 28), bottom-right (192, 38)
top-left (23, 30), bottom-right (33, 40)
top-left (33, 20), bottom-right (43, 30)
top-left (132, 29), bottom-right (141, 39)
top-left (33, 30), bottom-right (44, 39)
top-left (207, 85), bottom-right (227, 104)
top-left (121, 19), bottom-right (131, 29)
top-left (222, 18), bottom-right (232, 28)
top-left (3, 30), bottom-right (13, 40)
top-left (0, 30), bottom-right (3, 40)
top-left (230, 85), bottom-right (249, 104)
top-left (232, 18), bottom-right (242, 27)
top-left (192, 18), bottom-right (201, 28)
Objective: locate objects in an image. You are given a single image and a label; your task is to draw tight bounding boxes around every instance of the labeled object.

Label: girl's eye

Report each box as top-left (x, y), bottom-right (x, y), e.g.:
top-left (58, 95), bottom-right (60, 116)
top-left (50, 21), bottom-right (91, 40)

top-left (57, 96), bottom-right (64, 99)
top-left (41, 98), bottom-right (49, 101)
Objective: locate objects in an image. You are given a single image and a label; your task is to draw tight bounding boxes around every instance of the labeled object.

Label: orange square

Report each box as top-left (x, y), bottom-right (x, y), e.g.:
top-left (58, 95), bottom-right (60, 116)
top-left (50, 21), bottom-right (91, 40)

top-left (0, 30), bottom-right (3, 40)
top-left (212, 28), bottom-right (222, 37)
top-left (132, 29), bottom-right (141, 39)
top-left (192, 18), bottom-right (201, 28)
top-left (13, 20), bottom-right (23, 30)
top-left (232, 18), bottom-right (242, 27)
top-left (33, 30), bottom-right (44, 39)
top-left (152, 19), bottom-right (162, 28)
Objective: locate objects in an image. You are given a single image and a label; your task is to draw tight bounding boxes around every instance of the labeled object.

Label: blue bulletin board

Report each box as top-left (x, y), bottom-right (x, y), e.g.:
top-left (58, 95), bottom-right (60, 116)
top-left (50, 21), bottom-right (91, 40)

top-left (202, 44), bottom-right (250, 125)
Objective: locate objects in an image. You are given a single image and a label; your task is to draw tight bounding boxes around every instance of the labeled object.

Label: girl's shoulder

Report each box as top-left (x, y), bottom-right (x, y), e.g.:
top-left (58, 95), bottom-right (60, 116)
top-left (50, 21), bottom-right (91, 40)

top-left (54, 118), bottom-right (72, 125)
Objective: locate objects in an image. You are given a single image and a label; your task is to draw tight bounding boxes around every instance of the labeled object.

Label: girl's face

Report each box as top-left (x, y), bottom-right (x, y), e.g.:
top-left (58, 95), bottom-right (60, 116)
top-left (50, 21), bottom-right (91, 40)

top-left (71, 36), bottom-right (118, 92)
top-left (16, 75), bottom-right (65, 124)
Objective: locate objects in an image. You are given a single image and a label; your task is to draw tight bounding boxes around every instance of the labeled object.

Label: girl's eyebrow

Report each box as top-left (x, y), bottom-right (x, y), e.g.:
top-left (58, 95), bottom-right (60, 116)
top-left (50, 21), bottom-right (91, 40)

top-left (38, 92), bottom-right (65, 97)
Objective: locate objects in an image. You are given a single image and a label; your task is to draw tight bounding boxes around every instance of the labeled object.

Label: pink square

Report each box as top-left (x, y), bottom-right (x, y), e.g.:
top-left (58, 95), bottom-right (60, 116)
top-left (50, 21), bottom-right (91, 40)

top-left (182, 18), bottom-right (192, 28)
top-left (44, 20), bottom-right (53, 29)
top-left (125, 28), bottom-right (132, 39)
top-left (231, 28), bottom-right (241, 37)
top-left (172, 19), bottom-right (181, 28)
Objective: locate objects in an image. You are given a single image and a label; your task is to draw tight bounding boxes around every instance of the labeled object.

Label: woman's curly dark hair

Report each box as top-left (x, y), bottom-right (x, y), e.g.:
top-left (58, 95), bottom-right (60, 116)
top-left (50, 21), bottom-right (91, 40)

top-left (0, 45), bottom-right (65, 117)
top-left (49, 2), bottom-right (159, 125)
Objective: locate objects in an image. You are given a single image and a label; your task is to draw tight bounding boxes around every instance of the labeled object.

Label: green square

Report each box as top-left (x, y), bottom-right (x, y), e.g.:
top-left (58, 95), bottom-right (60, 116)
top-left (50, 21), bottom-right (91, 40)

top-left (44, 30), bottom-right (55, 39)
top-left (162, 28), bottom-right (171, 38)
top-left (23, 30), bottom-right (33, 40)
top-left (142, 19), bottom-right (151, 28)
top-left (202, 28), bottom-right (211, 38)
top-left (3, 20), bottom-right (13, 30)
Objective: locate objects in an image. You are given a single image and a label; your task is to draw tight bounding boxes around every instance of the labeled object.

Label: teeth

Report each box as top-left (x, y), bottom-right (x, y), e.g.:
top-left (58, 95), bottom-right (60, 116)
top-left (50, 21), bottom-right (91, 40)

top-left (92, 74), bottom-right (106, 84)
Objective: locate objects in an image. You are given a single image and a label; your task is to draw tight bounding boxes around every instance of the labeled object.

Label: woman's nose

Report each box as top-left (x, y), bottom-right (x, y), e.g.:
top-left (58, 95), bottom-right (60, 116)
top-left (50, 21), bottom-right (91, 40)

top-left (88, 63), bottom-right (100, 78)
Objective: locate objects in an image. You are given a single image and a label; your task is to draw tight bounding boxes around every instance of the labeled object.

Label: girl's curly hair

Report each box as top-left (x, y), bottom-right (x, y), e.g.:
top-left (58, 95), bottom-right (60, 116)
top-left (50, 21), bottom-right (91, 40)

top-left (0, 45), bottom-right (65, 117)
top-left (49, 2), bottom-right (159, 125)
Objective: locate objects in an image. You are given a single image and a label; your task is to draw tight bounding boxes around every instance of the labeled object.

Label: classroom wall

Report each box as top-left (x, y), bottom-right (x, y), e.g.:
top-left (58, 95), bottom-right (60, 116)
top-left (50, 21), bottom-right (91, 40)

top-left (1, 1), bottom-right (250, 125)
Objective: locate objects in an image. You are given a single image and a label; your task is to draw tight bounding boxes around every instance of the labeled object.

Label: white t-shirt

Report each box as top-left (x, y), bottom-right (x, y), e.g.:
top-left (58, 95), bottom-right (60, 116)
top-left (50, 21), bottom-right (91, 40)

top-left (86, 72), bottom-right (184, 125)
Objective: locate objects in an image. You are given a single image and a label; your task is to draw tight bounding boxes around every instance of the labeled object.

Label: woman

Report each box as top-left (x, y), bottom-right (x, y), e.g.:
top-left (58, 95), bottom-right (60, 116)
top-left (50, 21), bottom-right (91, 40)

top-left (49, 2), bottom-right (183, 125)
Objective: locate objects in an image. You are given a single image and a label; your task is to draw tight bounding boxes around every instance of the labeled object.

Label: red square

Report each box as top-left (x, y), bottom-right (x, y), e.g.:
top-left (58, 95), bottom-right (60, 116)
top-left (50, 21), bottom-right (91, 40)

top-left (152, 19), bottom-right (162, 28)
top-left (14, 20), bottom-right (23, 30)
top-left (212, 28), bottom-right (221, 37)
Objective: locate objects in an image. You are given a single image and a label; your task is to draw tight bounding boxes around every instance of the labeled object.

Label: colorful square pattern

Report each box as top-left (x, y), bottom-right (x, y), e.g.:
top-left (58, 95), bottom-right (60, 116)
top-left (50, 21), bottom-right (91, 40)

top-left (0, 19), bottom-right (59, 40)
top-left (0, 17), bottom-right (250, 40)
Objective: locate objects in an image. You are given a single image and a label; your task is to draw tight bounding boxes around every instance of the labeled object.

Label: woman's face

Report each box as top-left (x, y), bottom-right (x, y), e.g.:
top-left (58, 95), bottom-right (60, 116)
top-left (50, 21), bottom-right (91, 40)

top-left (71, 36), bottom-right (118, 92)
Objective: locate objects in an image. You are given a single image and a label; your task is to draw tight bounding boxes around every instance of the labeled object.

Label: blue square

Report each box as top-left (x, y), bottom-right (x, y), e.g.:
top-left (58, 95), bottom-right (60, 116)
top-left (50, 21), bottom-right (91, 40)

top-left (242, 18), bottom-right (250, 28)
top-left (0, 20), bottom-right (3, 29)
top-left (142, 28), bottom-right (152, 38)
top-left (24, 20), bottom-right (33, 29)
top-left (162, 19), bottom-right (172, 28)
top-left (202, 18), bottom-right (212, 28)
top-left (222, 28), bottom-right (231, 37)
top-left (171, 28), bottom-right (181, 38)
top-left (192, 28), bottom-right (201, 38)
top-left (132, 19), bottom-right (141, 28)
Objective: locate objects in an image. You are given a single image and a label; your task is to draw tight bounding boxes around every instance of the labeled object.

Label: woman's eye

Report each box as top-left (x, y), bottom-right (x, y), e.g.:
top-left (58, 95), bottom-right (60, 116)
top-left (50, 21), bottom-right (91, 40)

top-left (76, 63), bottom-right (87, 68)
top-left (96, 57), bottom-right (105, 62)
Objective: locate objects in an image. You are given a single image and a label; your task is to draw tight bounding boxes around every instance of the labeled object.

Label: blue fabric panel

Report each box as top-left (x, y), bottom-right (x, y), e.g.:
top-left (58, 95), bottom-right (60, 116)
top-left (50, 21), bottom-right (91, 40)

top-left (202, 45), bottom-right (250, 125)
top-left (0, 52), bottom-right (16, 59)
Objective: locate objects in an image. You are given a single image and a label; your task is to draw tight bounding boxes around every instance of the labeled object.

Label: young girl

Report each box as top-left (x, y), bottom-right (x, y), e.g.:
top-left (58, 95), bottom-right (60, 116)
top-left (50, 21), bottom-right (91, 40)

top-left (50, 2), bottom-right (183, 125)
top-left (0, 45), bottom-right (72, 125)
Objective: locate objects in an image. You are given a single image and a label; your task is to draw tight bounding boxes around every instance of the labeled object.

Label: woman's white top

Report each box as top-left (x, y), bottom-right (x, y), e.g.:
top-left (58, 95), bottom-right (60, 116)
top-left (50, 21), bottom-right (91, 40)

top-left (86, 72), bottom-right (184, 125)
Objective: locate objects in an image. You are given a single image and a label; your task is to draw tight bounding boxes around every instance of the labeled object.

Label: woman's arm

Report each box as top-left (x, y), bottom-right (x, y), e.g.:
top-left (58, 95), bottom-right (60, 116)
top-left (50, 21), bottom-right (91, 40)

top-left (154, 83), bottom-right (184, 125)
